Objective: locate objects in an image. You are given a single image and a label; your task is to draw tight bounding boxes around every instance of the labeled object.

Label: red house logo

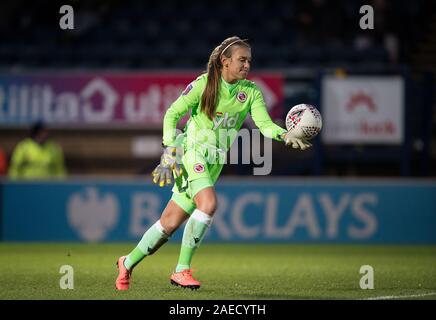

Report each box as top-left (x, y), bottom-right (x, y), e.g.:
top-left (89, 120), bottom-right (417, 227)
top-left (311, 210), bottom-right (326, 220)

top-left (346, 91), bottom-right (376, 112)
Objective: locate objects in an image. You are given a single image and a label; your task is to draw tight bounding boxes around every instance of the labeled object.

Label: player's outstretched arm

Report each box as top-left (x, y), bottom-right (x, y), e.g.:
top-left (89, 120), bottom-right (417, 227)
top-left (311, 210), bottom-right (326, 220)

top-left (250, 87), bottom-right (311, 151)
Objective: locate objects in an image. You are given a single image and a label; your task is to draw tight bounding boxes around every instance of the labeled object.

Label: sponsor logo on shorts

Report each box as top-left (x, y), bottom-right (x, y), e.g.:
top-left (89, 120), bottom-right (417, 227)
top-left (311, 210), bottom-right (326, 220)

top-left (193, 163), bottom-right (205, 173)
top-left (237, 91), bottom-right (247, 102)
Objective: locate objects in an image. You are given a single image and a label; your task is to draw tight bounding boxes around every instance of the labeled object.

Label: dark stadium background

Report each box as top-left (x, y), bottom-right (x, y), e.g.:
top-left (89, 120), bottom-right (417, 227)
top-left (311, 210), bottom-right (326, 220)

top-left (0, 0), bottom-right (434, 177)
top-left (0, 0), bottom-right (435, 302)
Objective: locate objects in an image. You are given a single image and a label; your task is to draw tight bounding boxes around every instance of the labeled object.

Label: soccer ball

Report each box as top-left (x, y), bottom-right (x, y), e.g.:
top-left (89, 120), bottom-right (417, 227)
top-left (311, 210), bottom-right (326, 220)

top-left (285, 104), bottom-right (322, 140)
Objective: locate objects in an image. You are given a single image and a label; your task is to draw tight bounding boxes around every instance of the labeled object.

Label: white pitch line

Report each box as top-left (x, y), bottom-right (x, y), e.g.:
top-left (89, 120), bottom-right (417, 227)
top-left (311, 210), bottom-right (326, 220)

top-left (362, 292), bottom-right (436, 300)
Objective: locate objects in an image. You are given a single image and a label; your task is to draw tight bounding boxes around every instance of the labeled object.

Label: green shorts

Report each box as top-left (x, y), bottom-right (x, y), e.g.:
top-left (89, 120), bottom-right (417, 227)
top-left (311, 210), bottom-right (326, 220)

top-left (171, 147), bottom-right (224, 214)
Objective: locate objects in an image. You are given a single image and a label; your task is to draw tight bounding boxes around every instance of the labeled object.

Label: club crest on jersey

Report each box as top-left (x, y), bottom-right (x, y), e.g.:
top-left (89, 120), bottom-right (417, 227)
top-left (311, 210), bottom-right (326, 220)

top-left (237, 91), bottom-right (247, 102)
top-left (193, 163), bottom-right (205, 173)
top-left (182, 83), bottom-right (193, 95)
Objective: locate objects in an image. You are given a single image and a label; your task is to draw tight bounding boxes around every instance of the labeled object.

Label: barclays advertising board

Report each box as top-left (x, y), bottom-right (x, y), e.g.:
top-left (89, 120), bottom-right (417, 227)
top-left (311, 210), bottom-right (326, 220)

top-left (1, 179), bottom-right (435, 243)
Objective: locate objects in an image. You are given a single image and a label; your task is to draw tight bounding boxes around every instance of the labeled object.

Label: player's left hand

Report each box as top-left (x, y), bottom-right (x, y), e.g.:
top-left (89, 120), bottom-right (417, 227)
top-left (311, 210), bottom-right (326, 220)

top-left (282, 132), bottom-right (312, 150)
top-left (152, 146), bottom-right (183, 187)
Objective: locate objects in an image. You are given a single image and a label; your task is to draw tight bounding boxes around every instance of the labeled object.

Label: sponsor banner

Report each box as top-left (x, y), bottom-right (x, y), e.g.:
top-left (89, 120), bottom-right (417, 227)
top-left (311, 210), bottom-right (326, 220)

top-left (0, 72), bottom-right (283, 127)
top-left (1, 179), bottom-right (435, 243)
top-left (321, 76), bottom-right (404, 144)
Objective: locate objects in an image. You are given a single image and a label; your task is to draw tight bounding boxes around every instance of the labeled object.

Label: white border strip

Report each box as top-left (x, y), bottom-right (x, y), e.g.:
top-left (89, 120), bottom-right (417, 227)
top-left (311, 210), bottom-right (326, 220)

top-left (362, 292), bottom-right (436, 300)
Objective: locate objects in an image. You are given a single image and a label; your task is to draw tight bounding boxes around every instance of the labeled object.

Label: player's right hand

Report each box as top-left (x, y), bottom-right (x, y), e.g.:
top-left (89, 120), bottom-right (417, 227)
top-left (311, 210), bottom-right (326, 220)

top-left (282, 132), bottom-right (312, 151)
top-left (151, 146), bottom-right (183, 187)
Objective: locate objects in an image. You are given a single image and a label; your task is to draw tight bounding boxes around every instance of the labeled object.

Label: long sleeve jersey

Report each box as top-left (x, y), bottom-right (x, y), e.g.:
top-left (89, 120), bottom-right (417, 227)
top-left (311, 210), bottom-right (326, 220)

top-left (162, 73), bottom-right (286, 152)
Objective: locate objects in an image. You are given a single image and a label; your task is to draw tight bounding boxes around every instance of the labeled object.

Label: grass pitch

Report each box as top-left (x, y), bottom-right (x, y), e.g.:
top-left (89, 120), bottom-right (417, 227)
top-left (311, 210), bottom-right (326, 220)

top-left (0, 243), bottom-right (435, 300)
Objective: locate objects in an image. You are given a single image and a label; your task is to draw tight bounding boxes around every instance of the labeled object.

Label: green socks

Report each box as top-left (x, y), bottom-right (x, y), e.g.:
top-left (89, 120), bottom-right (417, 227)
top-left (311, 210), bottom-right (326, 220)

top-left (123, 210), bottom-right (213, 273)
top-left (124, 220), bottom-right (170, 271)
top-left (176, 209), bottom-right (213, 272)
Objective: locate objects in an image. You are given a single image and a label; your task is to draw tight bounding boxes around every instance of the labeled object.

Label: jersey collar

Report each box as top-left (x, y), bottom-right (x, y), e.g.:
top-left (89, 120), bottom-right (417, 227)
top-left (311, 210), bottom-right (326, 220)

top-left (221, 77), bottom-right (239, 94)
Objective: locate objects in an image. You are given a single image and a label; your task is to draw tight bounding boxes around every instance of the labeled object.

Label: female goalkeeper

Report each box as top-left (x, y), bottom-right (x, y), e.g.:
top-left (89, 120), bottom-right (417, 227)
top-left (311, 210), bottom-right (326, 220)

top-left (115, 36), bottom-right (311, 290)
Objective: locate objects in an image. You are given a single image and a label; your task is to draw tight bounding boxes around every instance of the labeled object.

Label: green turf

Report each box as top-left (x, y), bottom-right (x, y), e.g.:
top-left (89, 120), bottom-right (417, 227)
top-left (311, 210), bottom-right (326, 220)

top-left (0, 243), bottom-right (435, 300)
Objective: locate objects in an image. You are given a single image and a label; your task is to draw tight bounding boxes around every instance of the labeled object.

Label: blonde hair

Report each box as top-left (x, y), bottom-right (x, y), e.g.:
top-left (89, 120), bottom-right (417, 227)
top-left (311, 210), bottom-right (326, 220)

top-left (200, 36), bottom-right (250, 120)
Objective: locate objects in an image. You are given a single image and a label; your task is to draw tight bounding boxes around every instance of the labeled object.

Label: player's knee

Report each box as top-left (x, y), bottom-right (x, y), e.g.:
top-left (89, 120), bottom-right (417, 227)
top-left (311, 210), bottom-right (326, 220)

top-left (197, 202), bottom-right (217, 215)
top-left (194, 187), bottom-right (217, 215)
top-left (195, 197), bottom-right (217, 215)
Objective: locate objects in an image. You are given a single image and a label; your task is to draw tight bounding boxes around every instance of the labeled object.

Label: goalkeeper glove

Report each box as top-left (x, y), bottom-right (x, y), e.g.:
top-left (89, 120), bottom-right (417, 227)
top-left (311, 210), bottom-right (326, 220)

top-left (151, 146), bottom-right (183, 187)
top-left (281, 131), bottom-right (312, 151)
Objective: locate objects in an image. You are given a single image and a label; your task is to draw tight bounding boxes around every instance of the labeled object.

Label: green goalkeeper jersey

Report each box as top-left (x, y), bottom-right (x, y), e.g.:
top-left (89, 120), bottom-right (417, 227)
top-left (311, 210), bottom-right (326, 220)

top-left (163, 73), bottom-right (286, 152)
